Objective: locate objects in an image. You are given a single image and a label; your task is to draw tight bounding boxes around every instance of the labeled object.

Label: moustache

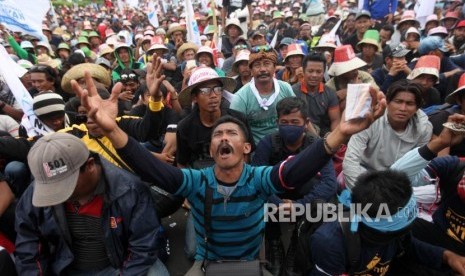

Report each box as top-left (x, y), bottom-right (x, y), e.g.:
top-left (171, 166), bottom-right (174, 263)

top-left (217, 141), bottom-right (234, 155)
top-left (258, 73), bottom-right (271, 78)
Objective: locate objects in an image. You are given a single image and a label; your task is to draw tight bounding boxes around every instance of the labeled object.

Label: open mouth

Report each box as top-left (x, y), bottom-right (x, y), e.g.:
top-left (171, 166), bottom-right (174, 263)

top-left (218, 143), bottom-right (233, 157)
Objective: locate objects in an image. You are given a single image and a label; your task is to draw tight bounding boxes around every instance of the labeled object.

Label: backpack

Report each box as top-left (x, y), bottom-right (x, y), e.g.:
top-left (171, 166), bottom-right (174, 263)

top-left (294, 200), bottom-right (412, 275)
top-left (294, 200), bottom-right (361, 275)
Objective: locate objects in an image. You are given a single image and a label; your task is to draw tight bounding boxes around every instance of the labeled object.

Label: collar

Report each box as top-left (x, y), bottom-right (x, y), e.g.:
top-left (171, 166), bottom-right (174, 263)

top-left (300, 81), bottom-right (324, 94)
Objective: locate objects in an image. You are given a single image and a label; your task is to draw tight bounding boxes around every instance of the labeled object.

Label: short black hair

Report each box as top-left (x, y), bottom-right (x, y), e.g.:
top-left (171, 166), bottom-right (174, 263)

top-left (79, 151), bottom-right (101, 172)
top-left (302, 52), bottom-right (326, 70)
top-left (276, 97), bottom-right (309, 120)
top-left (29, 65), bottom-right (57, 82)
top-left (352, 170), bottom-right (412, 217)
top-left (211, 115), bottom-right (249, 142)
top-left (381, 24), bottom-right (395, 35)
top-left (386, 79), bottom-right (424, 108)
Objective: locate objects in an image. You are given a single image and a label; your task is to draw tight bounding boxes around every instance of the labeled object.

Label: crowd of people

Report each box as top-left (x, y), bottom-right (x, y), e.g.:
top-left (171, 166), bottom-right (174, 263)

top-left (3, 0), bottom-right (465, 275)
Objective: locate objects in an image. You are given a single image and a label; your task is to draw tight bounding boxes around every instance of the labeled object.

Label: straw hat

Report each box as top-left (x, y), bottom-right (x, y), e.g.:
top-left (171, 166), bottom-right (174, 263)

top-left (98, 45), bottom-right (114, 57)
top-left (61, 63), bottom-right (111, 94)
top-left (176, 42), bottom-right (199, 61)
top-left (37, 54), bottom-right (61, 69)
top-left (407, 55), bottom-right (440, 82)
top-left (446, 73), bottom-right (465, 104)
top-left (178, 66), bottom-right (236, 108)
top-left (167, 23), bottom-right (187, 37)
top-left (327, 45), bottom-right (366, 76)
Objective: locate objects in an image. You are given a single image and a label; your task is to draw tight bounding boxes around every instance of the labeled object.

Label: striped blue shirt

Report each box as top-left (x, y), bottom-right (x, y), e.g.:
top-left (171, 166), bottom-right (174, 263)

top-left (177, 165), bottom-right (278, 260)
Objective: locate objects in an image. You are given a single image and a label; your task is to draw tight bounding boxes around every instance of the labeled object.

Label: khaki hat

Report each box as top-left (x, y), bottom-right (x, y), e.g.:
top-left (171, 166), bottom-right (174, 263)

top-left (178, 66), bottom-right (236, 108)
top-left (28, 132), bottom-right (89, 207)
top-left (37, 54), bottom-right (61, 69)
top-left (176, 42), bottom-right (199, 61)
top-left (61, 63), bottom-right (111, 94)
top-left (327, 45), bottom-right (366, 76)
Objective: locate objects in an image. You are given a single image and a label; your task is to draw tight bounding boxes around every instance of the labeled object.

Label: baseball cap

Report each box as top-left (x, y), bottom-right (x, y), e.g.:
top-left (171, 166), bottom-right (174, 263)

top-left (28, 133), bottom-right (89, 207)
top-left (418, 36), bottom-right (448, 55)
top-left (355, 10), bottom-right (371, 21)
top-left (456, 20), bottom-right (465, 28)
top-left (383, 43), bottom-right (410, 59)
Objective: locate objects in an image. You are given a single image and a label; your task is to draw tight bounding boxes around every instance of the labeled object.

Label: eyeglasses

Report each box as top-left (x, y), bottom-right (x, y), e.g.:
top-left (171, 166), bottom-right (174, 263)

top-left (234, 44), bottom-right (248, 50)
top-left (251, 45), bottom-right (273, 53)
top-left (120, 73), bottom-right (138, 83)
top-left (197, 86), bottom-right (222, 96)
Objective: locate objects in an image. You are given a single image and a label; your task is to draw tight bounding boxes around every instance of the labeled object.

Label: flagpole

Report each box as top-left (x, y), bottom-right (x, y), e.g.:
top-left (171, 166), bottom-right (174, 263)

top-left (210, 0), bottom-right (218, 45)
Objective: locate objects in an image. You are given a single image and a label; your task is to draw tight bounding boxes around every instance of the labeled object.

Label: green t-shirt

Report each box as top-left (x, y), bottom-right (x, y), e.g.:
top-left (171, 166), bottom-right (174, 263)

top-left (230, 79), bottom-right (295, 143)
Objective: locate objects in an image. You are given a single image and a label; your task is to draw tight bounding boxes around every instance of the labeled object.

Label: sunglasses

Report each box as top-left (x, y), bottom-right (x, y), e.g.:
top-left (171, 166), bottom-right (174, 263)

top-left (120, 73), bottom-right (138, 83)
top-left (234, 44), bottom-right (248, 50)
top-left (197, 86), bottom-right (222, 96)
top-left (29, 65), bottom-right (51, 72)
top-left (251, 45), bottom-right (273, 53)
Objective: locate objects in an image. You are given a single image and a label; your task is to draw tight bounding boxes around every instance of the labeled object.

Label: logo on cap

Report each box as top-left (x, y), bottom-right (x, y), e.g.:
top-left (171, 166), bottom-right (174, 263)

top-left (43, 159), bottom-right (68, 178)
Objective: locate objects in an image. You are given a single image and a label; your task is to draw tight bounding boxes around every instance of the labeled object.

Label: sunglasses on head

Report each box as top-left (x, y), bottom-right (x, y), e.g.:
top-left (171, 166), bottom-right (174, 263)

top-left (120, 73), bottom-right (138, 83)
top-left (251, 45), bottom-right (273, 53)
top-left (235, 44), bottom-right (248, 50)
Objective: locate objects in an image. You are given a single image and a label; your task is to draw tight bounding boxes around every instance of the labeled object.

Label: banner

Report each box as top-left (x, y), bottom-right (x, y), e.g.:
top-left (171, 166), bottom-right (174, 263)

top-left (186, 0), bottom-right (201, 46)
top-left (148, 1), bottom-right (159, 28)
top-left (0, 45), bottom-right (53, 136)
top-left (0, 0), bottom-right (50, 40)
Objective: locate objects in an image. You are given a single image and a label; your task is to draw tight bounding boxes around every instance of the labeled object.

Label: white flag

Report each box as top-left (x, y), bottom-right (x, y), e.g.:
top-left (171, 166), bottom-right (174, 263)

top-left (270, 31), bottom-right (279, 48)
top-left (0, 0), bottom-right (50, 40)
top-left (0, 45), bottom-right (53, 136)
top-left (127, 0), bottom-right (139, 8)
top-left (185, 0), bottom-right (201, 46)
top-left (148, 1), bottom-right (159, 28)
top-left (415, 0), bottom-right (435, 29)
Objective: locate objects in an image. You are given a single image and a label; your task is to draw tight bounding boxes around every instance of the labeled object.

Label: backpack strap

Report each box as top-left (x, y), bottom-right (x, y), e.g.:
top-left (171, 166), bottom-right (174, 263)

top-left (201, 183), bottom-right (214, 271)
top-left (339, 219), bottom-right (361, 275)
top-left (270, 133), bottom-right (283, 165)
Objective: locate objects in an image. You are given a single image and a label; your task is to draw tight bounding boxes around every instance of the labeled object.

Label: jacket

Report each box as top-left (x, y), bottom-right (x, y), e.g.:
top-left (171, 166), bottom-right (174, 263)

top-left (15, 158), bottom-right (161, 275)
top-left (343, 109), bottom-right (432, 189)
top-left (111, 47), bottom-right (145, 81)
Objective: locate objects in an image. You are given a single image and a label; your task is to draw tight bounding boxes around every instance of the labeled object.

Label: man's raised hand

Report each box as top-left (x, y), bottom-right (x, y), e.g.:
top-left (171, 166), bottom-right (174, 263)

top-left (71, 71), bottom-right (122, 134)
top-left (146, 54), bottom-right (166, 101)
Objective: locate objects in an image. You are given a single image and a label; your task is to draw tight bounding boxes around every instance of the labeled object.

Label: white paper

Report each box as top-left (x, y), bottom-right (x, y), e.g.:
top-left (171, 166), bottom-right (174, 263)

top-left (345, 83), bottom-right (371, 121)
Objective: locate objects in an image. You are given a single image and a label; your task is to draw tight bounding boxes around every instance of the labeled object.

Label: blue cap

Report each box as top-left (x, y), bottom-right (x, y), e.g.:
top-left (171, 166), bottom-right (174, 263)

top-left (418, 36), bottom-right (448, 55)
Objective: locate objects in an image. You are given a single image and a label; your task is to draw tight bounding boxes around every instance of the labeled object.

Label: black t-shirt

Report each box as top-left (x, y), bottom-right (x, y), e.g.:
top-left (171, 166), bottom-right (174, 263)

top-left (343, 32), bottom-right (361, 54)
top-left (429, 106), bottom-right (465, 157)
top-left (223, 0), bottom-right (252, 16)
top-left (129, 105), bottom-right (180, 147)
top-left (176, 107), bottom-right (254, 168)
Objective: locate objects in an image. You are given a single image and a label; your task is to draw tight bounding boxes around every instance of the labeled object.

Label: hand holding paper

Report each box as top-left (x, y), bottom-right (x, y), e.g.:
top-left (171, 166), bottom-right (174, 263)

top-left (345, 83), bottom-right (372, 121)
